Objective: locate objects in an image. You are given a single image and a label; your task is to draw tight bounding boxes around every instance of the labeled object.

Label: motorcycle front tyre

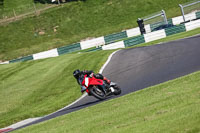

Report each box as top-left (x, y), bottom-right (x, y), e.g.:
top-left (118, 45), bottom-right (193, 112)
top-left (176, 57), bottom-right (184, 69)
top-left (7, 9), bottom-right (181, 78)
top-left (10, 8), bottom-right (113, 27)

top-left (89, 86), bottom-right (106, 100)
top-left (113, 85), bottom-right (121, 95)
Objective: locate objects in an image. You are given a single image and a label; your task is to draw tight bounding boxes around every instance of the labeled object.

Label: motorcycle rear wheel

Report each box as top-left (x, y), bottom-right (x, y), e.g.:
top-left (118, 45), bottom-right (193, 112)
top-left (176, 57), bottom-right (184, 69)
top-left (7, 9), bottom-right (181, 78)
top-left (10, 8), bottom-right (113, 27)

top-left (89, 86), bottom-right (106, 100)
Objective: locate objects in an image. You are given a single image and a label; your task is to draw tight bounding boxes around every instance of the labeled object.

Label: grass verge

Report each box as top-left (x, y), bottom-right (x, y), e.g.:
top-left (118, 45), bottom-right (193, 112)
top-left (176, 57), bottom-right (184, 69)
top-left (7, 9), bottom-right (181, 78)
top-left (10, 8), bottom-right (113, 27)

top-left (0, 50), bottom-right (113, 128)
top-left (14, 70), bottom-right (200, 133)
top-left (1, 24), bottom-right (200, 129)
top-left (0, 0), bottom-right (52, 19)
top-left (127, 27), bottom-right (200, 49)
top-left (0, 0), bottom-right (190, 61)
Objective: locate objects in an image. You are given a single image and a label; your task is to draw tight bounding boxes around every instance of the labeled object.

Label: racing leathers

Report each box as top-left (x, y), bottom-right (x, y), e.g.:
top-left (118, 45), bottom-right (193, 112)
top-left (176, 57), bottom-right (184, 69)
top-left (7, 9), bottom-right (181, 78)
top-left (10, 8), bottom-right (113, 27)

top-left (76, 70), bottom-right (110, 93)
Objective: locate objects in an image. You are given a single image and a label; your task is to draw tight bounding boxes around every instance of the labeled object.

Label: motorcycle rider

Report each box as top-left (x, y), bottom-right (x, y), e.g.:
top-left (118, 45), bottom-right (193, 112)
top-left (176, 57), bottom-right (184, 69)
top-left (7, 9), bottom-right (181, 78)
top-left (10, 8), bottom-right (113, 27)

top-left (73, 69), bottom-right (111, 93)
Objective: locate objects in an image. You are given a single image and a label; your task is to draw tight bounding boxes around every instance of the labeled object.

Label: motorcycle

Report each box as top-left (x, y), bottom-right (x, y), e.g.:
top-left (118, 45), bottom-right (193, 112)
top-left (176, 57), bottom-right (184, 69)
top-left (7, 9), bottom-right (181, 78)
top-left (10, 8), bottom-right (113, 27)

top-left (78, 74), bottom-right (121, 100)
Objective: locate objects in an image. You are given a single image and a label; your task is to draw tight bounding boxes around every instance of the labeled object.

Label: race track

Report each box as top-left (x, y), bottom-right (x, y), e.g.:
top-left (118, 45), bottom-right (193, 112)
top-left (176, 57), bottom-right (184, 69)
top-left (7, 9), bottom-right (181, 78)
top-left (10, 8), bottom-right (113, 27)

top-left (12, 35), bottom-right (200, 132)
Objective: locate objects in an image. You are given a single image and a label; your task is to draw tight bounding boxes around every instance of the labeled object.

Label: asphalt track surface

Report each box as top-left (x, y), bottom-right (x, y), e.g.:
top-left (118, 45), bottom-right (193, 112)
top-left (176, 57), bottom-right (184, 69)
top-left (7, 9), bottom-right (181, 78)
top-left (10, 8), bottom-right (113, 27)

top-left (10, 34), bottom-right (200, 132)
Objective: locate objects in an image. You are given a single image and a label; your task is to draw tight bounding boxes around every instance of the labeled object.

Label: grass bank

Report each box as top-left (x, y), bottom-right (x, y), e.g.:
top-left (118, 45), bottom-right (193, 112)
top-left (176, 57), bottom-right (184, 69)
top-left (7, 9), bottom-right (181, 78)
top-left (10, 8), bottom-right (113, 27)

top-left (0, 0), bottom-right (52, 19)
top-left (0, 50), bottom-right (113, 128)
top-left (14, 70), bottom-right (200, 133)
top-left (1, 23), bottom-right (199, 129)
top-left (0, 0), bottom-right (190, 61)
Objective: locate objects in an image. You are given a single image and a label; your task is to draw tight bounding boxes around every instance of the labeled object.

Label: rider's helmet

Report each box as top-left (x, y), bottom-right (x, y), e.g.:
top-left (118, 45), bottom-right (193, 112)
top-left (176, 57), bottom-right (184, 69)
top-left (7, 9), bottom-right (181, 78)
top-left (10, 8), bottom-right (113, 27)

top-left (73, 69), bottom-right (81, 79)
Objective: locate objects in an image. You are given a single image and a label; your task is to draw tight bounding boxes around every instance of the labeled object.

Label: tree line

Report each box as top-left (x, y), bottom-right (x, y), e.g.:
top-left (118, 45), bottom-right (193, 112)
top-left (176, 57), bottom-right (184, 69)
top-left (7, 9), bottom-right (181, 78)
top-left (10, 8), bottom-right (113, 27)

top-left (34, 0), bottom-right (86, 4)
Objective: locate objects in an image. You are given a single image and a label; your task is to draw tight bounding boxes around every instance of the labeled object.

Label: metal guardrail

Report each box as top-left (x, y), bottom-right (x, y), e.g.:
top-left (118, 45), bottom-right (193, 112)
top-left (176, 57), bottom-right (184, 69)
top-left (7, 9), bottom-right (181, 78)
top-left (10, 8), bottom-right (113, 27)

top-left (179, 0), bottom-right (200, 22)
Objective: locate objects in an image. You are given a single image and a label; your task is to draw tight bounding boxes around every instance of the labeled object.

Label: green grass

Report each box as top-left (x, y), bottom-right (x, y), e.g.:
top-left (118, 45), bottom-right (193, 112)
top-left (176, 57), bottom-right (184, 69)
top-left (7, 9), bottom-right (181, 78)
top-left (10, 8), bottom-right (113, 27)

top-left (0, 0), bottom-right (191, 61)
top-left (14, 70), bottom-right (200, 133)
top-left (0, 50), bottom-right (113, 128)
top-left (0, 21), bottom-right (200, 129)
top-left (0, 0), bottom-right (52, 19)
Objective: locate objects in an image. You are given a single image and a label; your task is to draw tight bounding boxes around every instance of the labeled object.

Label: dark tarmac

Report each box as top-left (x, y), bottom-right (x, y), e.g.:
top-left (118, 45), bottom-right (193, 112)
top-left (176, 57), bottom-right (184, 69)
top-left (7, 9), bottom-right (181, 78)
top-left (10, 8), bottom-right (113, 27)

top-left (11, 34), bottom-right (200, 132)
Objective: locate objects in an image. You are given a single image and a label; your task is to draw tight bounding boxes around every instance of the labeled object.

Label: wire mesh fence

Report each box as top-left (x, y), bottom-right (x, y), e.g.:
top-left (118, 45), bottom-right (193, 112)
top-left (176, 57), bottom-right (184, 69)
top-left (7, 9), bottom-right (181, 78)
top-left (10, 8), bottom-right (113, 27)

top-left (140, 10), bottom-right (168, 33)
top-left (0, 3), bottom-right (55, 21)
top-left (0, 0), bottom-right (3, 7)
top-left (142, 11), bottom-right (165, 25)
top-left (181, 0), bottom-right (200, 13)
top-left (179, 0), bottom-right (200, 22)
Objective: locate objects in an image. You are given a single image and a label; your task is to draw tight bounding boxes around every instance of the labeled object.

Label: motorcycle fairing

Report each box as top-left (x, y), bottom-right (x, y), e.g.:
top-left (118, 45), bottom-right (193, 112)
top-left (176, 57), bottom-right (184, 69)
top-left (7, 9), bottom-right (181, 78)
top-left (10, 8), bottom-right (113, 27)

top-left (82, 75), bottom-right (103, 87)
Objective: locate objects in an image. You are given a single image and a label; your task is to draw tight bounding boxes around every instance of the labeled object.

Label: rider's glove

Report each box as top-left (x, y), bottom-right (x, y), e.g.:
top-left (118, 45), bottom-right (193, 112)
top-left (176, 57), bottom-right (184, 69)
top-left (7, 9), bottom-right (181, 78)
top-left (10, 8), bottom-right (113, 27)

top-left (89, 73), bottom-right (94, 78)
top-left (81, 86), bottom-right (87, 93)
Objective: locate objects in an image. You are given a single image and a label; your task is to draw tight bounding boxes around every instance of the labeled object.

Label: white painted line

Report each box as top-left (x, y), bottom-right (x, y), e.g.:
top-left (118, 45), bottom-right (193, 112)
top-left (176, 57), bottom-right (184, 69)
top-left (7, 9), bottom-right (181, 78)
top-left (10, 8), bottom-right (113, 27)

top-left (157, 33), bottom-right (200, 45)
top-left (0, 118), bottom-right (41, 131)
top-left (1, 50), bottom-right (119, 130)
top-left (44, 93), bottom-right (88, 117)
top-left (0, 128), bottom-right (13, 133)
top-left (0, 61), bottom-right (9, 64)
top-left (47, 50), bottom-right (121, 115)
top-left (46, 50), bottom-right (120, 116)
top-left (99, 50), bottom-right (120, 74)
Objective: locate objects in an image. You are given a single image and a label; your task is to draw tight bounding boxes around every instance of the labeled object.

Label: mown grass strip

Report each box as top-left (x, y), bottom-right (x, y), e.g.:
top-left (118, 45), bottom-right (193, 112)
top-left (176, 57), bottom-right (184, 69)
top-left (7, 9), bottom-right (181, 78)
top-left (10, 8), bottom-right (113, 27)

top-left (0, 0), bottom-right (190, 61)
top-left (0, 50), bottom-right (113, 128)
top-left (1, 25), bottom-right (200, 129)
top-left (14, 70), bottom-right (200, 133)
top-left (0, 0), bottom-right (52, 19)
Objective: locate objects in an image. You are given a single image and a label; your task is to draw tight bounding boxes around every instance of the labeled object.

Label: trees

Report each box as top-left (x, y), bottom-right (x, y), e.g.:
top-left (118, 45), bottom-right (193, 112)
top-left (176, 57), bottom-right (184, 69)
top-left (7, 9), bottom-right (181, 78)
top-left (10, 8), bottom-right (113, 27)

top-left (34, 0), bottom-right (86, 4)
top-left (0, 0), bottom-right (3, 7)
top-left (34, 0), bottom-right (52, 4)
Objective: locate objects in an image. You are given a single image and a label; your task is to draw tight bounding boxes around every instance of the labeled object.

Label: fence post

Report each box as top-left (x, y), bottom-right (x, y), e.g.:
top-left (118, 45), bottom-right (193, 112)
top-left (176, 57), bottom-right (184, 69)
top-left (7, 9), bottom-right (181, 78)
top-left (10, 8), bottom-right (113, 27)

top-left (58, 0), bottom-right (61, 5)
top-left (13, 9), bottom-right (17, 19)
top-left (179, 4), bottom-right (186, 22)
top-left (33, 3), bottom-right (37, 14)
top-left (162, 10), bottom-right (168, 25)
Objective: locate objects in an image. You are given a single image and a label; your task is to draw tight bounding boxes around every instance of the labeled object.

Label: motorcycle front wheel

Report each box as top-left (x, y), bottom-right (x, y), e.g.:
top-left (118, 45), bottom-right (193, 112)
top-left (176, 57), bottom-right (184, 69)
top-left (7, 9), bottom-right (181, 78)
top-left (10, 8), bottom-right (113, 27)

top-left (89, 86), bottom-right (106, 100)
top-left (113, 85), bottom-right (121, 95)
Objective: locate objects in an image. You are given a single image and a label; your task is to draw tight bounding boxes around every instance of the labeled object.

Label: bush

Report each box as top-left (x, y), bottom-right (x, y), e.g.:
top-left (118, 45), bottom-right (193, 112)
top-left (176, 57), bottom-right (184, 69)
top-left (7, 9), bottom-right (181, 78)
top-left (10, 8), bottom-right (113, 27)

top-left (34, 0), bottom-right (51, 4)
top-left (0, 0), bottom-right (3, 6)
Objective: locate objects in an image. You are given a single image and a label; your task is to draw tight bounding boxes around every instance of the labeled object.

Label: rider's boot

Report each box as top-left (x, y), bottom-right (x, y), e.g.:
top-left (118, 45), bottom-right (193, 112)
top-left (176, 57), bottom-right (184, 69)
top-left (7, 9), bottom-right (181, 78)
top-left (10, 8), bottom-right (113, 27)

top-left (103, 77), bottom-right (111, 85)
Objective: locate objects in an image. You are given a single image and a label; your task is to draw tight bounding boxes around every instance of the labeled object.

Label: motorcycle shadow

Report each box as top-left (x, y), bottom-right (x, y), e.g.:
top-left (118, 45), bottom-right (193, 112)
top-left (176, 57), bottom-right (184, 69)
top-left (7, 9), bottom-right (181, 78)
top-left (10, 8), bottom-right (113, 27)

top-left (67, 100), bottom-right (101, 110)
top-left (67, 95), bottom-right (115, 111)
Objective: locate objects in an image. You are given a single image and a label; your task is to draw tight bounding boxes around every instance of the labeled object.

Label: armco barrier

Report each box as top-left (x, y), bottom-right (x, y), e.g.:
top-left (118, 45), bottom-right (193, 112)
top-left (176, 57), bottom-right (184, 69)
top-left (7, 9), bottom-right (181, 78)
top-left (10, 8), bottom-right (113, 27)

top-left (85, 47), bottom-right (102, 52)
top-left (57, 43), bottom-right (81, 55)
top-left (80, 37), bottom-right (105, 50)
top-left (144, 29), bottom-right (166, 43)
top-left (0, 61), bottom-right (9, 64)
top-left (172, 16), bottom-right (184, 25)
top-left (102, 41), bottom-right (125, 50)
top-left (196, 11), bottom-right (200, 19)
top-left (116, 19), bottom-right (199, 49)
top-left (124, 35), bottom-right (145, 47)
top-left (104, 31), bottom-right (128, 44)
top-left (172, 12), bottom-right (198, 25)
top-left (9, 55), bottom-right (33, 63)
top-left (126, 27), bottom-right (140, 38)
top-left (33, 49), bottom-right (58, 60)
top-left (185, 12), bottom-right (197, 21)
top-left (165, 24), bottom-right (186, 36)
top-left (150, 19), bottom-right (173, 32)
top-left (185, 19), bottom-right (200, 31)
top-left (144, 24), bottom-right (151, 33)
top-left (1, 13), bottom-right (200, 64)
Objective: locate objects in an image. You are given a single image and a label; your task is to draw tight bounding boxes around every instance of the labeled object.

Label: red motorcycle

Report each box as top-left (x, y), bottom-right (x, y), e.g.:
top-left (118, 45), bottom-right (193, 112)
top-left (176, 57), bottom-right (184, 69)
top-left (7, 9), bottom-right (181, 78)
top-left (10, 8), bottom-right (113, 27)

top-left (79, 74), bottom-right (121, 100)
